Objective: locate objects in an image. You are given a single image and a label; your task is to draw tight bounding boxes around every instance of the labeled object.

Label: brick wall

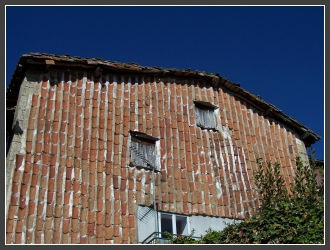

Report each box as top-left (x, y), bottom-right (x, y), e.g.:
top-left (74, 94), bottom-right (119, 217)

top-left (6, 69), bottom-right (306, 244)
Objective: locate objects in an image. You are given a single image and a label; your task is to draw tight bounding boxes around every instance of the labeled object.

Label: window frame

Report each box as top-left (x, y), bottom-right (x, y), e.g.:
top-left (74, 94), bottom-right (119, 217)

top-left (157, 212), bottom-right (190, 238)
top-left (130, 131), bottom-right (159, 171)
top-left (194, 100), bottom-right (218, 130)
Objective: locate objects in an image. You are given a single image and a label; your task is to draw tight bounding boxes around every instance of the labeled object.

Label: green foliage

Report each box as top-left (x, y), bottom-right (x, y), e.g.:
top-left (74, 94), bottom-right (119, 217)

top-left (254, 159), bottom-right (289, 211)
top-left (163, 230), bottom-right (198, 244)
top-left (166, 153), bottom-right (324, 244)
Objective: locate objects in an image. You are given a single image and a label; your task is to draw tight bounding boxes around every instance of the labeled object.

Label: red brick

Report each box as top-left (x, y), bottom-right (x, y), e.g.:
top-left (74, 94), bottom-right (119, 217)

top-left (6, 233), bottom-right (12, 244)
top-left (88, 223), bottom-right (95, 236)
top-left (113, 225), bottom-right (119, 237)
top-left (8, 205), bottom-right (17, 220)
top-left (63, 192), bottom-right (70, 205)
top-left (33, 230), bottom-right (42, 244)
top-left (129, 228), bottom-right (136, 243)
top-left (80, 183), bottom-right (88, 196)
top-left (20, 184), bottom-right (28, 197)
top-left (104, 226), bottom-right (113, 240)
top-left (30, 174), bottom-right (38, 187)
top-left (113, 175), bottom-right (119, 189)
top-left (15, 154), bottom-right (25, 171)
top-left (80, 236), bottom-right (87, 244)
top-left (128, 215), bottom-right (135, 228)
top-left (121, 202), bottom-right (127, 215)
top-left (30, 188), bottom-right (40, 205)
top-left (72, 207), bottom-right (78, 219)
top-left (95, 211), bottom-right (103, 225)
top-left (19, 196), bottom-right (26, 209)
top-left (11, 182), bottom-right (19, 195)
top-left (81, 149), bottom-right (89, 160)
top-left (6, 219), bottom-right (14, 233)
top-left (15, 232), bottom-right (22, 244)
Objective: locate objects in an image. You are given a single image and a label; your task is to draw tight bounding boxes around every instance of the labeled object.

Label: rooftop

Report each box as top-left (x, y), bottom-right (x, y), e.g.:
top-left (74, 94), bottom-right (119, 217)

top-left (6, 52), bottom-right (321, 146)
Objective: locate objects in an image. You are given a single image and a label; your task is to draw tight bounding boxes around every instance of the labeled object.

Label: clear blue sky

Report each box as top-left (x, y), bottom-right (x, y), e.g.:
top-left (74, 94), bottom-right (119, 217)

top-left (5, 6), bottom-right (324, 160)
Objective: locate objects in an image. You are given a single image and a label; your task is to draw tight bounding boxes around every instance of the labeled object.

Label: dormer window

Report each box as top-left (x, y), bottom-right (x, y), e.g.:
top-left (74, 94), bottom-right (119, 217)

top-left (194, 101), bottom-right (218, 130)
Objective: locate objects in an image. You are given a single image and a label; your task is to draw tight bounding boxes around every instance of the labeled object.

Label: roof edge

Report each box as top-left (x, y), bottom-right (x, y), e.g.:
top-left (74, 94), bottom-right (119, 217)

top-left (7, 52), bottom-right (321, 146)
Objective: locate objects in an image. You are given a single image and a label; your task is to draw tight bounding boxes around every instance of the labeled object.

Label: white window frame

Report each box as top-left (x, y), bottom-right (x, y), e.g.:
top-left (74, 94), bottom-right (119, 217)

top-left (157, 212), bottom-right (190, 237)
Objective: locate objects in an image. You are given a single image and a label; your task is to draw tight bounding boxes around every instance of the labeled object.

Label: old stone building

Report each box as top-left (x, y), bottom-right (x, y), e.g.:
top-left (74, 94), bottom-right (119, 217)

top-left (6, 53), bottom-right (320, 244)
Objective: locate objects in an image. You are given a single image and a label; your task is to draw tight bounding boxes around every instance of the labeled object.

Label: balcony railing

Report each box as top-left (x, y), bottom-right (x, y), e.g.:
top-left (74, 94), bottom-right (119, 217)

top-left (141, 231), bottom-right (201, 244)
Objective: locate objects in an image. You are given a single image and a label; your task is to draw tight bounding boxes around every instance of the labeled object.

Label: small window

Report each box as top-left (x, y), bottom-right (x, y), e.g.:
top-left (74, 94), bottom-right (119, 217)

top-left (137, 207), bottom-right (191, 244)
top-left (159, 213), bottom-right (190, 238)
top-left (130, 132), bottom-right (157, 169)
top-left (194, 101), bottom-right (217, 130)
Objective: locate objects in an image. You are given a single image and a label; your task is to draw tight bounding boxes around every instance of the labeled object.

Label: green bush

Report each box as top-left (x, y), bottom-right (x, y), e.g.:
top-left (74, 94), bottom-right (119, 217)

top-left (166, 153), bottom-right (324, 244)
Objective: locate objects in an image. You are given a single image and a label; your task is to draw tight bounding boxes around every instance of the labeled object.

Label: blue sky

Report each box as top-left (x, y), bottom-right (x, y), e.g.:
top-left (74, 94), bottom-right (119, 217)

top-left (5, 6), bottom-right (324, 160)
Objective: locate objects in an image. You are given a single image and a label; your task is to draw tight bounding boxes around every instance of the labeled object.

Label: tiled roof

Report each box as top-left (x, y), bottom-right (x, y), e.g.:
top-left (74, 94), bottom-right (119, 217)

top-left (7, 52), bottom-right (320, 146)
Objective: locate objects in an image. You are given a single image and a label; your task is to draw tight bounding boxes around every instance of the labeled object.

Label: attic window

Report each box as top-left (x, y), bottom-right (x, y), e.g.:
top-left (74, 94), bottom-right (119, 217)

top-left (194, 101), bottom-right (218, 130)
top-left (130, 132), bottom-right (158, 170)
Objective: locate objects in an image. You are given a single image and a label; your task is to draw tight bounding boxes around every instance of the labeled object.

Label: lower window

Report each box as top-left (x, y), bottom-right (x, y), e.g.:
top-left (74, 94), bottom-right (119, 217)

top-left (159, 213), bottom-right (190, 237)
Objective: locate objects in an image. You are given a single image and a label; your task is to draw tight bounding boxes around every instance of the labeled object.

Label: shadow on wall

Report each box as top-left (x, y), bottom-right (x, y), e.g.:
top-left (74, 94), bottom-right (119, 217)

top-left (6, 121), bottom-right (23, 155)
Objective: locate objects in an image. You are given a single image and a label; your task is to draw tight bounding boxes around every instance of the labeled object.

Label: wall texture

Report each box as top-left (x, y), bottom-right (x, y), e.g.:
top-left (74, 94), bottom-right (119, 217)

top-left (6, 68), bottom-right (310, 244)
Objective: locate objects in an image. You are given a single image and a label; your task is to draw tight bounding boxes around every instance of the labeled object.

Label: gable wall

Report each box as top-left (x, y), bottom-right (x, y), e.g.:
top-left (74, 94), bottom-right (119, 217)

top-left (6, 68), bottom-right (308, 244)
